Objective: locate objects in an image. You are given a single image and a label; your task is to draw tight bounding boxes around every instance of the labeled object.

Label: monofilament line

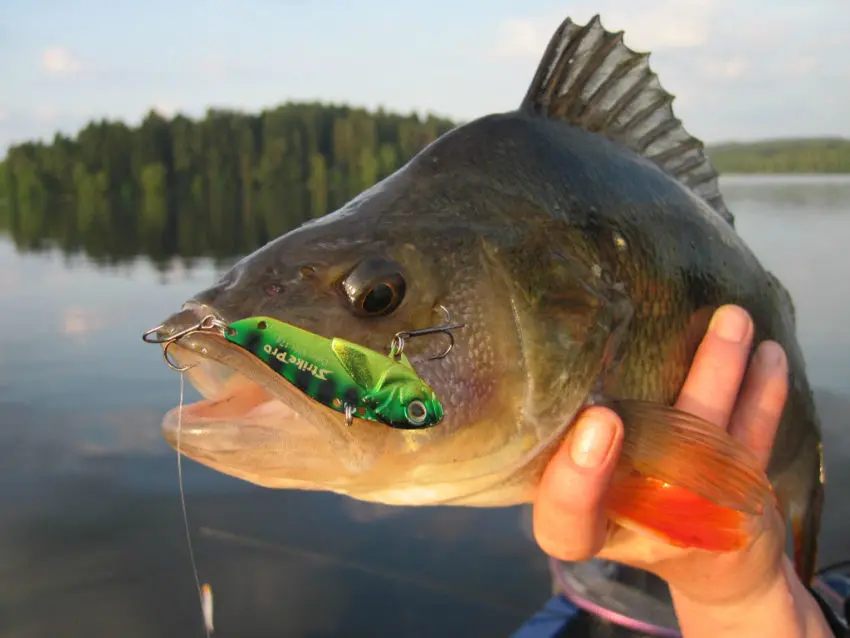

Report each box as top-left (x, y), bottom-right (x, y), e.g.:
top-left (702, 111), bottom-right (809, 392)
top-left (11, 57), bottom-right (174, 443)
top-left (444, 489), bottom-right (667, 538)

top-left (177, 371), bottom-right (211, 638)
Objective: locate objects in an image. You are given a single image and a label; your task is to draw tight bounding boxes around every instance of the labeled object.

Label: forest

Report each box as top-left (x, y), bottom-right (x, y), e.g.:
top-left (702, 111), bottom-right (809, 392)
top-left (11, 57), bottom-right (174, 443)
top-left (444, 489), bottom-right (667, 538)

top-left (0, 102), bottom-right (847, 266)
top-left (0, 103), bottom-right (454, 264)
top-left (706, 138), bottom-right (850, 174)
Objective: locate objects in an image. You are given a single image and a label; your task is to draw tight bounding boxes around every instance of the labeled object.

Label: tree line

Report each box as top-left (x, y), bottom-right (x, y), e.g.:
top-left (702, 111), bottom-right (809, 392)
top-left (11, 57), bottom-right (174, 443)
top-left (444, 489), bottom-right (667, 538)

top-left (0, 103), bottom-right (455, 265)
top-left (706, 138), bottom-right (850, 174)
top-left (0, 104), bottom-right (847, 267)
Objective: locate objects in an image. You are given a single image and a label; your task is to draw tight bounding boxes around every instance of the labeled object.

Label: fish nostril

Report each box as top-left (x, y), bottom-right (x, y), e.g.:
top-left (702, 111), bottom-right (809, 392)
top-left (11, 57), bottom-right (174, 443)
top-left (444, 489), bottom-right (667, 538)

top-left (265, 283), bottom-right (283, 297)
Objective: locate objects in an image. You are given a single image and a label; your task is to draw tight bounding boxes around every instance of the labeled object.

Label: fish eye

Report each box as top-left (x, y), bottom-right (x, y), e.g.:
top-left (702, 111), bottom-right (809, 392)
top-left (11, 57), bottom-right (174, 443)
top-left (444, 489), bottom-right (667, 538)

top-left (405, 399), bottom-right (428, 426)
top-left (341, 257), bottom-right (406, 318)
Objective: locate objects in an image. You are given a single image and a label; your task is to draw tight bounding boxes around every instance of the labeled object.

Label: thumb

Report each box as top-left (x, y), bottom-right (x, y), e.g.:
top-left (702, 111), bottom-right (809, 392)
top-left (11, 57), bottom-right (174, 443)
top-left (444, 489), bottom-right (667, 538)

top-left (533, 406), bottom-right (624, 561)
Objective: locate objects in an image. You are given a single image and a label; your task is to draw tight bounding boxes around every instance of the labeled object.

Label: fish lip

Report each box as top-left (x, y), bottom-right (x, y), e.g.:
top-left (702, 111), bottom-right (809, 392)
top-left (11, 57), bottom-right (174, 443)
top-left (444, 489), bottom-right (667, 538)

top-left (159, 328), bottom-right (384, 481)
top-left (165, 330), bottom-right (283, 398)
top-left (148, 300), bottom-right (228, 343)
top-left (161, 328), bottom-right (342, 427)
top-left (158, 333), bottom-right (318, 447)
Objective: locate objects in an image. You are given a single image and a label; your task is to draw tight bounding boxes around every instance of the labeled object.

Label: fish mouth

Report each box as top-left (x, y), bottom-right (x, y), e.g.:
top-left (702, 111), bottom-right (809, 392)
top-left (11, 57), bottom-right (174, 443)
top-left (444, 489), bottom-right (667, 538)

top-left (149, 307), bottom-right (546, 506)
top-left (159, 327), bottom-right (391, 491)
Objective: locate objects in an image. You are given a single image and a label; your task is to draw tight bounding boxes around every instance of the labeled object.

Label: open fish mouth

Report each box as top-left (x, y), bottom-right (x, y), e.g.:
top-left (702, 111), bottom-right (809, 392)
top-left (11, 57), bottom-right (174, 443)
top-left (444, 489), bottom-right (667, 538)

top-left (150, 325), bottom-right (545, 507)
top-left (159, 330), bottom-right (392, 490)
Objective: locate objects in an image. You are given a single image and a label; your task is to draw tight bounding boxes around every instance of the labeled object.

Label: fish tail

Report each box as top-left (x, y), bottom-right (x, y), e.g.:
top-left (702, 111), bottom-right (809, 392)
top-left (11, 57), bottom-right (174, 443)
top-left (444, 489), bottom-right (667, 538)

top-left (603, 398), bottom-right (776, 552)
top-left (772, 427), bottom-right (825, 585)
top-left (791, 476), bottom-right (824, 585)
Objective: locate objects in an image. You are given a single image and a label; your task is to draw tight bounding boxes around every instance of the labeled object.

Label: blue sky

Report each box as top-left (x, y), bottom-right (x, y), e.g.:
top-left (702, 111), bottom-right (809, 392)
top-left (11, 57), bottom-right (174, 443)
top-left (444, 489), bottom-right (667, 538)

top-left (2, 0), bottom-right (848, 153)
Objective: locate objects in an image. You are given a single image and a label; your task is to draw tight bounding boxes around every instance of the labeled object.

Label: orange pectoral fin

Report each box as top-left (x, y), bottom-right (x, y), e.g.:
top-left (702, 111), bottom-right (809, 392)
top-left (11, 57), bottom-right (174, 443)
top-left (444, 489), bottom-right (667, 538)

top-left (604, 399), bottom-right (777, 552)
top-left (607, 471), bottom-right (763, 551)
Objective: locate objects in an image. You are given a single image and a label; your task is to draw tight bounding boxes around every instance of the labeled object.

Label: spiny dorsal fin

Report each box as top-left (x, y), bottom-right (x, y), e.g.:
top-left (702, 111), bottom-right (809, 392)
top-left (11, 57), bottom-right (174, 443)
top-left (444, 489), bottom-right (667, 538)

top-left (521, 14), bottom-right (734, 227)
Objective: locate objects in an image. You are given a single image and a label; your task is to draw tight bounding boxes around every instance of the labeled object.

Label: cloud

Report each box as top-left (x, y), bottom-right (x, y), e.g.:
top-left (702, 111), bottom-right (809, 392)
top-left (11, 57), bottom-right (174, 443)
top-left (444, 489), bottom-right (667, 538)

top-left (484, 1), bottom-right (850, 142)
top-left (41, 47), bottom-right (82, 75)
top-left (33, 105), bottom-right (60, 123)
top-left (151, 100), bottom-right (179, 118)
top-left (699, 56), bottom-right (749, 79)
top-left (196, 56), bottom-right (225, 77)
top-left (3, 2), bottom-right (847, 153)
top-left (493, 18), bottom-right (550, 59)
top-left (60, 306), bottom-right (106, 344)
top-left (0, 271), bottom-right (20, 293)
top-left (786, 56), bottom-right (817, 77)
top-left (492, 0), bottom-right (723, 59)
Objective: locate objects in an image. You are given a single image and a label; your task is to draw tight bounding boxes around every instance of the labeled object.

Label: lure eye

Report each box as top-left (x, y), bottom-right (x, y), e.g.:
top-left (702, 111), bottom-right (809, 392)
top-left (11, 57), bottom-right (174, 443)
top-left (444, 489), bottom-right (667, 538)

top-left (405, 399), bottom-right (429, 426)
top-left (341, 257), bottom-right (407, 318)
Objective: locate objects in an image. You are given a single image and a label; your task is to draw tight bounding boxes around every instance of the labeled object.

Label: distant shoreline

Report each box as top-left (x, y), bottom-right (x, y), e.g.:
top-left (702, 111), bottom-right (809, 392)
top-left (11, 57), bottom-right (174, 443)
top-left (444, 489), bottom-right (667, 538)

top-left (1, 104), bottom-right (847, 184)
top-left (706, 138), bottom-right (850, 174)
top-left (717, 173), bottom-right (850, 178)
top-left (715, 169), bottom-right (850, 175)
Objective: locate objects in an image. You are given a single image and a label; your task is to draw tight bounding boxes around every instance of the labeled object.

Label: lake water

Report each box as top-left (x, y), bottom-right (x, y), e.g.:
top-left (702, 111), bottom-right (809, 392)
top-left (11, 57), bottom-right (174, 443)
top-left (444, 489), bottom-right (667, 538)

top-left (0, 174), bottom-right (848, 637)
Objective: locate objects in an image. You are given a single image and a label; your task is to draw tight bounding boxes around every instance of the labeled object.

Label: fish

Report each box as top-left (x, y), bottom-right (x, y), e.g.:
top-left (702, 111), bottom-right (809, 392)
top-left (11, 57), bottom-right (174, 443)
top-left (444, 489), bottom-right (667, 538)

top-left (145, 14), bottom-right (825, 584)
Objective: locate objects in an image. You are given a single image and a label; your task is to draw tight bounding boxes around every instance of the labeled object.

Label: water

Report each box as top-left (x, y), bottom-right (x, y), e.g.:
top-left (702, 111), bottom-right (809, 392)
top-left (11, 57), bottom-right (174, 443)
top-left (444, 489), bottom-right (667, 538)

top-left (0, 174), bottom-right (848, 637)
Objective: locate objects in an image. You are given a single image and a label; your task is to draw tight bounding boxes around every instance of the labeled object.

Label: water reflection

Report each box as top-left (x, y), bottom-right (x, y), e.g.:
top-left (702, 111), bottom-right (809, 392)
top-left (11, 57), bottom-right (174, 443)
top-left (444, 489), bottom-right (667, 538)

top-left (721, 174), bottom-right (850, 214)
top-left (0, 402), bottom-right (549, 637)
top-left (0, 175), bottom-right (848, 637)
top-left (726, 176), bottom-right (850, 397)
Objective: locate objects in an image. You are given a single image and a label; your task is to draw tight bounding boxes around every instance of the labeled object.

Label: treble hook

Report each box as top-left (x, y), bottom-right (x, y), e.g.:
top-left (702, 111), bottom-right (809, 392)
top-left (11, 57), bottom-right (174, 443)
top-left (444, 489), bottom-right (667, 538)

top-left (390, 305), bottom-right (466, 361)
top-left (141, 314), bottom-right (228, 373)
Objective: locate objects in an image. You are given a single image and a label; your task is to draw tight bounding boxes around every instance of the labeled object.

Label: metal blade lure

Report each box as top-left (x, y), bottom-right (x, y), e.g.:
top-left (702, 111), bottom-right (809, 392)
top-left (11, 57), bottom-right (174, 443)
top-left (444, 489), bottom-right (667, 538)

top-left (224, 316), bottom-right (447, 429)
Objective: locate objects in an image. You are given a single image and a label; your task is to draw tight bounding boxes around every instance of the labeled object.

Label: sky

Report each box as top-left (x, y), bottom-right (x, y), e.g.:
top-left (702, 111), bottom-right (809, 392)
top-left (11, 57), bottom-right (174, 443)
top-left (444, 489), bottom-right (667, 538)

top-left (1, 0), bottom-right (848, 154)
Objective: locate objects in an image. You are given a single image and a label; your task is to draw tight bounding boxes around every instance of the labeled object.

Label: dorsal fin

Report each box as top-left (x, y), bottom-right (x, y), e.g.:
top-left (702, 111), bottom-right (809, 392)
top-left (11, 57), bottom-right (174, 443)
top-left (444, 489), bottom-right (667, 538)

top-left (520, 14), bottom-right (734, 227)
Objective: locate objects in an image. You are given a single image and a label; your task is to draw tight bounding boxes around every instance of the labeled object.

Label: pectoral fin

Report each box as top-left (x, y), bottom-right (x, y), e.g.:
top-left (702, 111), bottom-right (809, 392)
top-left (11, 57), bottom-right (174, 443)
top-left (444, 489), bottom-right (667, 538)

top-left (603, 398), bottom-right (776, 551)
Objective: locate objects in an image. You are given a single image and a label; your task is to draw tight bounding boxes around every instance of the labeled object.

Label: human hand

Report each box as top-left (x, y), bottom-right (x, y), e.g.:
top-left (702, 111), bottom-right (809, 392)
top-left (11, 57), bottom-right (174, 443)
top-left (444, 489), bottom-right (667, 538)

top-left (533, 304), bottom-right (833, 637)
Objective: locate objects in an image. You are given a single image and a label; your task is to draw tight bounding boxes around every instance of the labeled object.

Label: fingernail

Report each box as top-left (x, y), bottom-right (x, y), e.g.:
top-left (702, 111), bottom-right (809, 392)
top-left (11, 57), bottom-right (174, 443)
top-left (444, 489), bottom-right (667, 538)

top-left (569, 413), bottom-right (616, 469)
top-left (709, 305), bottom-right (751, 343)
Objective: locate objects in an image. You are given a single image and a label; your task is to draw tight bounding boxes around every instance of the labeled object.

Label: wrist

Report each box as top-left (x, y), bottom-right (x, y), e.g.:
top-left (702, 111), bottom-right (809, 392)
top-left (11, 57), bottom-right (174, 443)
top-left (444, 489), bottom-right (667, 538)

top-left (669, 557), bottom-right (835, 638)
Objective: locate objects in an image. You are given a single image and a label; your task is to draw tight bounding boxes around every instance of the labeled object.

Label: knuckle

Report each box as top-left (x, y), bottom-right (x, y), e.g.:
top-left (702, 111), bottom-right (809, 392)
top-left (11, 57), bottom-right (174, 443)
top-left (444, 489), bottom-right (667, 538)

top-left (533, 506), bottom-right (606, 561)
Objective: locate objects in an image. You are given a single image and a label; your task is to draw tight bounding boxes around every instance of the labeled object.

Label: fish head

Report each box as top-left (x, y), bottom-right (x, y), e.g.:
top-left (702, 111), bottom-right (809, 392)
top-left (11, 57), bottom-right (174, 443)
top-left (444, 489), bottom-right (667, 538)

top-left (149, 172), bottom-right (534, 505)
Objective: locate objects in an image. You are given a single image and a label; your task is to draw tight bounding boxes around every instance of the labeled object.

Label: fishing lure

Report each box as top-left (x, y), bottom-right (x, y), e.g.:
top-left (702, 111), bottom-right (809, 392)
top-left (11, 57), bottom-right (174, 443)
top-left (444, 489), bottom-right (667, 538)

top-left (201, 583), bottom-right (214, 634)
top-left (224, 316), bottom-right (444, 429)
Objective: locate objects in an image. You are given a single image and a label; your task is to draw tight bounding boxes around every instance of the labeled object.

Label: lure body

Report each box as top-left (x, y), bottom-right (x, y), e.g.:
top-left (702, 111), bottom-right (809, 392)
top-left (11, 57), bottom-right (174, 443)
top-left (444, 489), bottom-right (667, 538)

top-left (201, 583), bottom-right (214, 633)
top-left (224, 316), bottom-right (444, 429)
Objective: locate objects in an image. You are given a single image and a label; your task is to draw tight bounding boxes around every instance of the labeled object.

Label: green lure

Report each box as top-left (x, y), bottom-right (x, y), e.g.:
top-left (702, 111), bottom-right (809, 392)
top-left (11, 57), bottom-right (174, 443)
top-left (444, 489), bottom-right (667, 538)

top-left (223, 316), bottom-right (444, 429)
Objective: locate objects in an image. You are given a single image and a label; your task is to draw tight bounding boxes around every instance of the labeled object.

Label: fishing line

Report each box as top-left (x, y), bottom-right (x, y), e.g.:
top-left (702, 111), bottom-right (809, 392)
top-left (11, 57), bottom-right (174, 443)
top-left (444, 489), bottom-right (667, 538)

top-left (177, 371), bottom-right (211, 638)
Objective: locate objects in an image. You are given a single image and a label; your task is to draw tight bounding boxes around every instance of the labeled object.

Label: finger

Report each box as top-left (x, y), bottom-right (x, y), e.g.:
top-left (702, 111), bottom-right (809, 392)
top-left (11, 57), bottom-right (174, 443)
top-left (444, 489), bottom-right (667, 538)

top-left (675, 305), bottom-right (754, 428)
top-left (728, 340), bottom-right (788, 469)
top-left (534, 407), bottom-right (623, 561)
